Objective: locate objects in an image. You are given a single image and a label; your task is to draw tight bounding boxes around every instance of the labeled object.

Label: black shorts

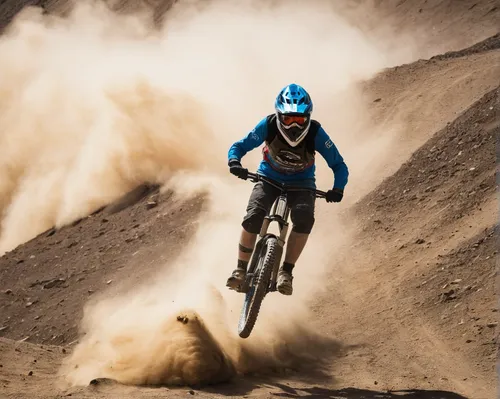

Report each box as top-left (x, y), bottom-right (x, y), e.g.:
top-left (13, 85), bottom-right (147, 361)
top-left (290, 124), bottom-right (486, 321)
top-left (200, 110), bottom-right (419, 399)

top-left (241, 181), bottom-right (316, 234)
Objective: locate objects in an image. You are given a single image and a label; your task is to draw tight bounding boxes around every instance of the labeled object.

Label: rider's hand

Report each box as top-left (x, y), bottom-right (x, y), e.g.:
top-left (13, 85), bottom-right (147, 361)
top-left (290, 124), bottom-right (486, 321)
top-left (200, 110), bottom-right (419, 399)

top-left (326, 188), bottom-right (344, 203)
top-left (228, 159), bottom-right (249, 180)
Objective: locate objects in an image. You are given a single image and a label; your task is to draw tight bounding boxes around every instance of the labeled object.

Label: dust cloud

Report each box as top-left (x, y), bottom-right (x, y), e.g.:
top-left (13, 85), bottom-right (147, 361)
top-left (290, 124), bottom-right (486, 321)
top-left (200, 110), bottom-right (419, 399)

top-left (0, 0), bottom-right (419, 388)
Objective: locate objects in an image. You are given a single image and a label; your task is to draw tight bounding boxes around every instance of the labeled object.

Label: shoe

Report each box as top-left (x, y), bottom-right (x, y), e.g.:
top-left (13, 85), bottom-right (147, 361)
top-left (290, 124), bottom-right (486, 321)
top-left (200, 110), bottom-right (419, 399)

top-left (277, 270), bottom-right (293, 296)
top-left (226, 268), bottom-right (246, 291)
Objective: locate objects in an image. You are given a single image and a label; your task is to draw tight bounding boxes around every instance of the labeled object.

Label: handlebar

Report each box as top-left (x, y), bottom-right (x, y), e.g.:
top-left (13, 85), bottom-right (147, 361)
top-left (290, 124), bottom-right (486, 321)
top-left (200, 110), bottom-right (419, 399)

top-left (246, 172), bottom-right (327, 199)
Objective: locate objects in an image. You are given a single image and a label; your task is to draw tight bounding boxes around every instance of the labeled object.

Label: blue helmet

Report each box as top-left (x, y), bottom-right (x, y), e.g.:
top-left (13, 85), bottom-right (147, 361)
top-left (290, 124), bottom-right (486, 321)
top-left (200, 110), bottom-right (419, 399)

top-left (274, 84), bottom-right (313, 147)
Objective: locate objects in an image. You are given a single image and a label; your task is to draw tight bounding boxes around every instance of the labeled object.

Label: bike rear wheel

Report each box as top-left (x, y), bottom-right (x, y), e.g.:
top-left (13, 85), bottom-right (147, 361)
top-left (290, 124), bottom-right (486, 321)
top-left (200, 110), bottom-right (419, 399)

top-left (237, 236), bottom-right (279, 339)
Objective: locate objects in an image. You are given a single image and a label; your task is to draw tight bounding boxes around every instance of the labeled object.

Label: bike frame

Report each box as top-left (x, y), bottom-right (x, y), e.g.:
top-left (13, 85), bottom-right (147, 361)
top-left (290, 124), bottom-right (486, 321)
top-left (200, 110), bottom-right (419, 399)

top-left (243, 172), bottom-right (326, 293)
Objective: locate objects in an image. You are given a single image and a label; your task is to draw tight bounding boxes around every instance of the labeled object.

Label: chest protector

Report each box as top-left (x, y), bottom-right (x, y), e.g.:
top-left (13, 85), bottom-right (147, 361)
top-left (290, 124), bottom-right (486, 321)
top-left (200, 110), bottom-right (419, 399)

top-left (262, 114), bottom-right (320, 174)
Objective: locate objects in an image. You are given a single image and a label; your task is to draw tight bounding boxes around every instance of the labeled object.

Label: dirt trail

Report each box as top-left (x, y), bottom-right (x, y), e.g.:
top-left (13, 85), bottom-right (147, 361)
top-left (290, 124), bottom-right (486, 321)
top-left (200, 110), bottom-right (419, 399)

top-left (356, 46), bottom-right (499, 196)
top-left (0, 1), bottom-right (499, 399)
top-left (314, 85), bottom-right (498, 398)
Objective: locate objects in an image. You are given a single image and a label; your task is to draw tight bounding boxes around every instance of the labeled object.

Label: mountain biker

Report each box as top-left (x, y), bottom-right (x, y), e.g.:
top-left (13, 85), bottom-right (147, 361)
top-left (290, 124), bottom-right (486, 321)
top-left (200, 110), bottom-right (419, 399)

top-left (226, 83), bottom-right (349, 295)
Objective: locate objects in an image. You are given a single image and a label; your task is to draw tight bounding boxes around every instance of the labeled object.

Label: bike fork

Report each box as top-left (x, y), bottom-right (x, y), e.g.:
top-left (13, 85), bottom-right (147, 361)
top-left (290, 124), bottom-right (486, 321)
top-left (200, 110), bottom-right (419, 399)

top-left (264, 195), bottom-right (290, 292)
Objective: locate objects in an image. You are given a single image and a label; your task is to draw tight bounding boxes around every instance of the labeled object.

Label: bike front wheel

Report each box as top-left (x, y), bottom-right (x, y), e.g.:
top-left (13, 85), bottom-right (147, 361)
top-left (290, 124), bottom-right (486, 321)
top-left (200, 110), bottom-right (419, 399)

top-left (237, 236), bottom-right (279, 339)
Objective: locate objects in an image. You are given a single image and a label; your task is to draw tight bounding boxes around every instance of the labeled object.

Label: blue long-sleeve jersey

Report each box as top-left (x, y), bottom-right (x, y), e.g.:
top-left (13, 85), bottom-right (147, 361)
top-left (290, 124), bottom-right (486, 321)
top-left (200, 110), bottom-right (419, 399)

top-left (228, 117), bottom-right (349, 190)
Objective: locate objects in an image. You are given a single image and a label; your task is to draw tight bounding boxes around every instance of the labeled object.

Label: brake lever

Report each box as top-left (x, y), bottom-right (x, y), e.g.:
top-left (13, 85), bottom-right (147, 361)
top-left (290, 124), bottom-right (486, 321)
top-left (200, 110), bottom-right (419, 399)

top-left (246, 172), bottom-right (259, 183)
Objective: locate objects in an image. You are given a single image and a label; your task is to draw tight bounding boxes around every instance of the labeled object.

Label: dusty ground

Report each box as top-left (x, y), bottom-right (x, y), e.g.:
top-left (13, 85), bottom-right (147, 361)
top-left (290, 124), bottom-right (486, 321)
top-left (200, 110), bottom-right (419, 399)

top-left (0, 1), bottom-right (499, 399)
top-left (0, 187), bottom-right (204, 345)
top-left (339, 0), bottom-right (500, 57)
top-left (313, 85), bottom-right (498, 398)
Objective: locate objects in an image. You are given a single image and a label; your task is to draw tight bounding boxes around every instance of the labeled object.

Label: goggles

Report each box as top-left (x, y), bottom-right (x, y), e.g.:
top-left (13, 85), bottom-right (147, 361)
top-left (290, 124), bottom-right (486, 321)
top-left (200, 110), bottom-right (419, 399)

top-left (279, 114), bottom-right (308, 126)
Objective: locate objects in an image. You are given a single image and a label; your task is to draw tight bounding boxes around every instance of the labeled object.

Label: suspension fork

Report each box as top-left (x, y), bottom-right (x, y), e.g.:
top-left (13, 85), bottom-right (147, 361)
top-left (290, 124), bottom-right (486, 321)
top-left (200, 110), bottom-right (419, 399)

top-left (247, 196), bottom-right (286, 277)
top-left (274, 193), bottom-right (290, 246)
top-left (262, 193), bottom-right (290, 291)
top-left (259, 193), bottom-right (290, 245)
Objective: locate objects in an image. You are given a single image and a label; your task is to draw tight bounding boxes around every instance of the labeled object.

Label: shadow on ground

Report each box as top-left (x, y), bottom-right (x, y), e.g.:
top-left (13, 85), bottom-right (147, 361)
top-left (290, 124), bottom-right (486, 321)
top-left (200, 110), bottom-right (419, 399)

top-left (87, 337), bottom-right (468, 399)
top-left (205, 380), bottom-right (468, 398)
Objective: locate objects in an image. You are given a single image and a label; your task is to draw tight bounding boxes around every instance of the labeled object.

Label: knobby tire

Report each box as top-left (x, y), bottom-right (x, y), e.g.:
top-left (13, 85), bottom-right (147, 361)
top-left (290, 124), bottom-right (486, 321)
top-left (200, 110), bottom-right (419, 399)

top-left (237, 237), bottom-right (278, 338)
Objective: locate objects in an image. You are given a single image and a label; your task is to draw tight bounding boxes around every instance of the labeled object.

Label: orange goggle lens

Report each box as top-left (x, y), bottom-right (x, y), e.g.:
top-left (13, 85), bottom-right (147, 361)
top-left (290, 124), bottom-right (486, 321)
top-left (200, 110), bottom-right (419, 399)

top-left (281, 115), bottom-right (307, 126)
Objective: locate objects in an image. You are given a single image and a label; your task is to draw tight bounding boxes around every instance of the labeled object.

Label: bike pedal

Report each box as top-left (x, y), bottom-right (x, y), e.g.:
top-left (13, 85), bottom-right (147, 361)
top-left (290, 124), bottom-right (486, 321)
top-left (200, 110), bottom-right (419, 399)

top-left (227, 285), bottom-right (242, 293)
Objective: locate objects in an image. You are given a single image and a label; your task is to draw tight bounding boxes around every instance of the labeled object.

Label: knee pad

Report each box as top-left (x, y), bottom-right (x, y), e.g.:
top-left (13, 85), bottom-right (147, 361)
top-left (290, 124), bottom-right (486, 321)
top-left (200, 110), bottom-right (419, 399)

top-left (242, 209), bottom-right (267, 234)
top-left (291, 204), bottom-right (315, 234)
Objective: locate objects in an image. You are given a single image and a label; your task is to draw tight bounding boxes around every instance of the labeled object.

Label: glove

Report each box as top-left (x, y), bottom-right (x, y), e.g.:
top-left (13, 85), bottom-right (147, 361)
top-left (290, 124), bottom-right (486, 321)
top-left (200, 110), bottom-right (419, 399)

top-left (228, 159), bottom-right (248, 180)
top-left (326, 188), bottom-right (344, 203)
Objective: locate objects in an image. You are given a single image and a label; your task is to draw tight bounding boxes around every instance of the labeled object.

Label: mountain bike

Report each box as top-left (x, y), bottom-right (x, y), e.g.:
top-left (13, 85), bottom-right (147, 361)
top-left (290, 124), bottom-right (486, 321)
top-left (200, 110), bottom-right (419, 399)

top-left (236, 172), bottom-right (327, 338)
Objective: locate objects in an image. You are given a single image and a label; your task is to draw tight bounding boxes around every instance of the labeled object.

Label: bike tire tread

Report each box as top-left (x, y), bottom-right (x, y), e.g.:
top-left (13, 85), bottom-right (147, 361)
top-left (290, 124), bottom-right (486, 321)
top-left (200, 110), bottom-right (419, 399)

top-left (238, 237), bottom-right (278, 338)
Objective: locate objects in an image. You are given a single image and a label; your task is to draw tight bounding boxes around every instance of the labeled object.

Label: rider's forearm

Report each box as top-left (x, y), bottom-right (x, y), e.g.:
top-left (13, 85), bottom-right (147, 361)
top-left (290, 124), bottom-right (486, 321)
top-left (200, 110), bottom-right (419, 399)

top-left (227, 135), bottom-right (260, 162)
top-left (228, 142), bottom-right (246, 162)
top-left (332, 162), bottom-right (349, 189)
top-left (314, 128), bottom-right (349, 189)
top-left (227, 118), bottom-right (268, 163)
